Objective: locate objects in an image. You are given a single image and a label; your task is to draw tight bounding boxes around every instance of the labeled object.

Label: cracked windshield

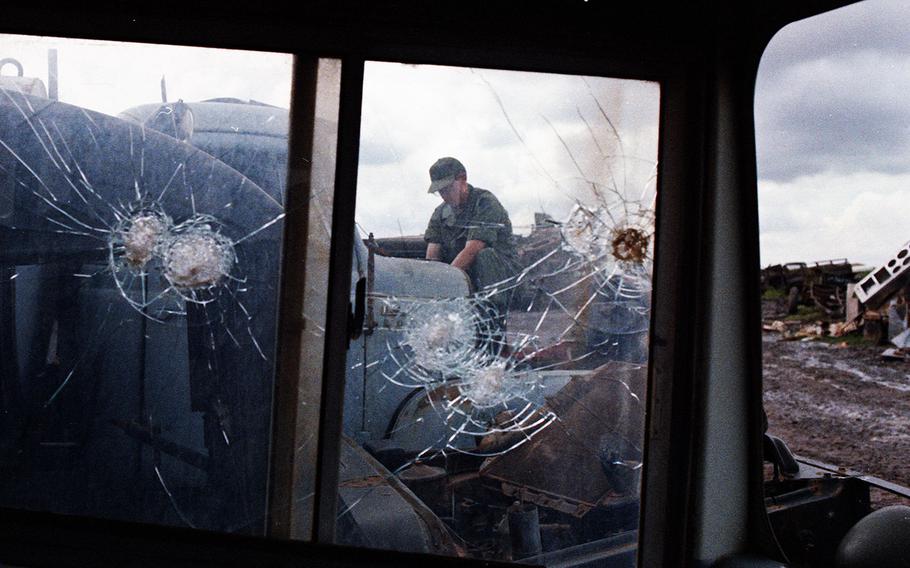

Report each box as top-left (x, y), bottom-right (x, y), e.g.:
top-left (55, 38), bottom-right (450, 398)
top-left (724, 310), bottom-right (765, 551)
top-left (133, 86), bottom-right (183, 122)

top-left (337, 62), bottom-right (659, 561)
top-left (0, 35), bottom-right (301, 532)
top-left (757, 0), bottom-right (910, 555)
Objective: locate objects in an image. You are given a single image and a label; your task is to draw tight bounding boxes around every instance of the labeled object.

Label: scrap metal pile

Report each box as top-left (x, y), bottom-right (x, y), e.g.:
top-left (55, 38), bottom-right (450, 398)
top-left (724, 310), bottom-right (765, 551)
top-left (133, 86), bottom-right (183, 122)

top-left (761, 243), bottom-right (910, 358)
top-left (761, 259), bottom-right (855, 318)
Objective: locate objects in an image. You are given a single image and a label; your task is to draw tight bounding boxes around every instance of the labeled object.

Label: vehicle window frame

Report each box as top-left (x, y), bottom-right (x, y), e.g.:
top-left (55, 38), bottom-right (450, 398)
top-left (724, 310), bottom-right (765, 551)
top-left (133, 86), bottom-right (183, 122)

top-left (0, 2), bottom-right (835, 566)
top-left (0, 28), bottom-right (700, 568)
top-left (752, 2), bottom-right (910, 564)
top-left (305, 49), bottom-right (697, 565)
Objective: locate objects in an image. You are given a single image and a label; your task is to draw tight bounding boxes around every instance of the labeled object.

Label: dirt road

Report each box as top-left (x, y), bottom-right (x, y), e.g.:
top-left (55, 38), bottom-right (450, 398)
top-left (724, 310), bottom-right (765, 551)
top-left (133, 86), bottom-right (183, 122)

top-left (762, 333), bottom-right (910, 492)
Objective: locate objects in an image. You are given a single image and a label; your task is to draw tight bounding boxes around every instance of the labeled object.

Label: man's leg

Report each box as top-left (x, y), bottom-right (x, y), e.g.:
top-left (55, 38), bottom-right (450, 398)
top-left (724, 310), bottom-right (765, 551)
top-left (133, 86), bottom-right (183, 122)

top-left (470, 249), bottom-right (520, 352)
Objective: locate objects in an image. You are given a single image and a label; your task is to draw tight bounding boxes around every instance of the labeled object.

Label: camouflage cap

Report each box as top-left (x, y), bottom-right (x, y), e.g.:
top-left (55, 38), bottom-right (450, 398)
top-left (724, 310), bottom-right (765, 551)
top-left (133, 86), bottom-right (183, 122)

top-left (427, 156), bottom-right (466, 193)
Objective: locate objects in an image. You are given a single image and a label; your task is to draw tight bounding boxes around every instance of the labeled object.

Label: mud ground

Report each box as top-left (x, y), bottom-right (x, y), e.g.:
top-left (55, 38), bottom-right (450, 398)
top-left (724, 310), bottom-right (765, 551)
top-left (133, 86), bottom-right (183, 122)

top-left (762, 327), bottom-right (910, 501)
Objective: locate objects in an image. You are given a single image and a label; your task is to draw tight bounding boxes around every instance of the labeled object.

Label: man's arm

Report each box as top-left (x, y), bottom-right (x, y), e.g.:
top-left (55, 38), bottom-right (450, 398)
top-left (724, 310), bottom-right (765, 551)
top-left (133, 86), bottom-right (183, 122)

top-left (426, 242), bottom-right (442, 261)
top-left (451, 239), bottom-right (486, 271)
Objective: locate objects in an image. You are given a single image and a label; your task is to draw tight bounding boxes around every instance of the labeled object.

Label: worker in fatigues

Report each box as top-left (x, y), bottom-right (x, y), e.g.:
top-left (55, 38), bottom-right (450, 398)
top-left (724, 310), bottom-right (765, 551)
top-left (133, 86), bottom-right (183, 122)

top-left (424, 157), bottom-right (519, 342)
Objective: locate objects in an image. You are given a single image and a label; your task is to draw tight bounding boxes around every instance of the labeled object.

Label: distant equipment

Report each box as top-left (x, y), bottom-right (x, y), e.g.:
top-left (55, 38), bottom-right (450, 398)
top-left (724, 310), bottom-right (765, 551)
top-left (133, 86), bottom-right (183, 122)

top-left (761, 258), bottom-right (855, 317)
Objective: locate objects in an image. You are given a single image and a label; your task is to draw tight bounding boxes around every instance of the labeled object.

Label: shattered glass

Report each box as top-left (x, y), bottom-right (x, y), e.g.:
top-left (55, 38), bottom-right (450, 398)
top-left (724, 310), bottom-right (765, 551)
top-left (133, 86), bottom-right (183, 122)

top-left (0, 35), bottom-right (661, 560)
top-left (337, 63), bottom-right (659, 561)
top-left (0, 36), bottom-right (297, 534)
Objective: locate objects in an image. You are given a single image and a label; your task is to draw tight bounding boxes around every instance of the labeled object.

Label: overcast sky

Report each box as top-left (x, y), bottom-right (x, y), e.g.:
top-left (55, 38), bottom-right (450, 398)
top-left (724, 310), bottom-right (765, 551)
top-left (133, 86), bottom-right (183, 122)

top-left (0, 34), bottom-right (292, 113)
top-left (4, 0), bottom-right (908, 270)
top-left (756, 0), bottom-right (910, 267)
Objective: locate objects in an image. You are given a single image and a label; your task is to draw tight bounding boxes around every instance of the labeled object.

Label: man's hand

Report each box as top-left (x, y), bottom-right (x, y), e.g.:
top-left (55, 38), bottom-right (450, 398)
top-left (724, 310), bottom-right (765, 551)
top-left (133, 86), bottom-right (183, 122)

top-left (451, 239), bottom-right (486, 271)
top-left (426, 243), bottom-right (442, 261)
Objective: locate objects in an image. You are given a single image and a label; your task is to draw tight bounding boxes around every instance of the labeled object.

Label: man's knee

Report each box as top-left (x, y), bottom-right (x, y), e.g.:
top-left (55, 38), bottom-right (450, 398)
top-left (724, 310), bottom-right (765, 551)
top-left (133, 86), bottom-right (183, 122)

top-left (474, 247), bottom-right (498, 267)
top-left (470, 248), bottom-right (504, 288)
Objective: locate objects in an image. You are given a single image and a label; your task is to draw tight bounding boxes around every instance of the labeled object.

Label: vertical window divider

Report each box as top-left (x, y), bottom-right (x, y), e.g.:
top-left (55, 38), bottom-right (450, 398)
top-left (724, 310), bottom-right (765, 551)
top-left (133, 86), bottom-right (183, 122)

top-left (267, 55), bottom-right (319, 539)
top-left (638, 68), bottom-right (706, 568)
top-left (312, 56), bottom-right (365, 544)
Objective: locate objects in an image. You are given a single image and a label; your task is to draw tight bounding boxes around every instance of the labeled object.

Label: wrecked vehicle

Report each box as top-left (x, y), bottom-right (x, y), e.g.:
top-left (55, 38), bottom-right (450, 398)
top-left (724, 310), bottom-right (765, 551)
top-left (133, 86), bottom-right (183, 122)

top-left (761, 259), bottom-right (856, 317)
top-left (1, 70), bottom-right (287, 532)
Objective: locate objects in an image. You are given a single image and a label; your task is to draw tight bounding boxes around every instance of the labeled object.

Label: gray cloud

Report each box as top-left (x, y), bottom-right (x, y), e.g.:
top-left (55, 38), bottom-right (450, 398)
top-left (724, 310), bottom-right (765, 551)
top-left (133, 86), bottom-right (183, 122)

top-left (755, 0), bottom-right (910, 182)
top-left (761, 0), bottom-right (910, 75)
top-left (757, 86), bottom-right (910, 180)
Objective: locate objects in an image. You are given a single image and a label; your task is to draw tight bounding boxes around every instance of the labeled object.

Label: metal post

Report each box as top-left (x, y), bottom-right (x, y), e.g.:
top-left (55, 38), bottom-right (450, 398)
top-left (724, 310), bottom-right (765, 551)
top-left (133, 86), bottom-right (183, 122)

top-left (47, 49), bottom-right (58, 100)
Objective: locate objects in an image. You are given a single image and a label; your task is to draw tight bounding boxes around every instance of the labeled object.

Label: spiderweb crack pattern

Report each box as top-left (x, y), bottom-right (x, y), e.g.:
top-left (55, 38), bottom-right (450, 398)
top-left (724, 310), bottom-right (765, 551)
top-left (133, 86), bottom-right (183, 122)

top-left (340, 65), bottom-right (659, 557)
top-left (370, 185), bottom-right (654, 461)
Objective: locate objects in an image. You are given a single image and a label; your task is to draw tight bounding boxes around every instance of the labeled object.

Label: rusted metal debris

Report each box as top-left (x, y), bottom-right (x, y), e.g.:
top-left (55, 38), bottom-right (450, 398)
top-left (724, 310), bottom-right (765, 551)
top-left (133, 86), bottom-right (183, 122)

top-left (761, 254), bottom-right (910, 355)
top-left (338, 475), bottom-right (388, 488)
top-left (829, 319), bottom-right (860, 338)
top-left (479, 361), bottom-right (645, 517)
top-left (763, 320), bottom-right (827, 341)
top-left (761, 259), bottom-right (855, 317)
top-left (881, 348), bottom-right (909, 361)
top-left (500, 483), bottom-right (594, 518)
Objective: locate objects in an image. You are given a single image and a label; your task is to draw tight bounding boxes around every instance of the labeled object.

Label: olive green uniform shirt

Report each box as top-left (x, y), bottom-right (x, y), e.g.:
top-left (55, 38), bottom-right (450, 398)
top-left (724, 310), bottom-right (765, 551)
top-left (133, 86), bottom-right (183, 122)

top-left (423, 185), bottom-right (516, 264)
